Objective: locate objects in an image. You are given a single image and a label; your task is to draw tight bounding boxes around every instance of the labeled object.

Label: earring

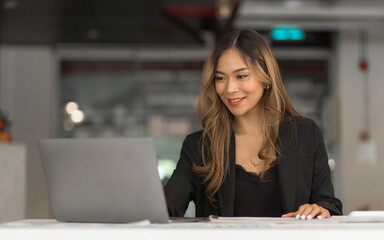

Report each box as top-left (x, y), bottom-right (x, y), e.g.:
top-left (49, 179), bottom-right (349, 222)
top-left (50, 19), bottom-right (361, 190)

top-left (264, 85), bottom-right (270, 90)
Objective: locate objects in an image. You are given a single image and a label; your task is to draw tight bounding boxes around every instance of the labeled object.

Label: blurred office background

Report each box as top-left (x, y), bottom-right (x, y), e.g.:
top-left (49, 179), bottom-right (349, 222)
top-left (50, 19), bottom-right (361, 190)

top-left (0, 0), bottom-right (384, 221)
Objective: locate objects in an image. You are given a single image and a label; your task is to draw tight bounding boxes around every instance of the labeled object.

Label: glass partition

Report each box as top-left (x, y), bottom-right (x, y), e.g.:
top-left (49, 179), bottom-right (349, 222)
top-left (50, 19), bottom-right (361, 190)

top-left (59, 61), bottom-right (203, 184)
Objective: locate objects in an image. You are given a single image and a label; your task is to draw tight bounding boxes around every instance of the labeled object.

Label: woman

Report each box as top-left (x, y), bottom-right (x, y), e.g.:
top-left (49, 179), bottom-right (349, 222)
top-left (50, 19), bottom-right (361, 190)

top-left (164, 29), bottom-right (342, 219)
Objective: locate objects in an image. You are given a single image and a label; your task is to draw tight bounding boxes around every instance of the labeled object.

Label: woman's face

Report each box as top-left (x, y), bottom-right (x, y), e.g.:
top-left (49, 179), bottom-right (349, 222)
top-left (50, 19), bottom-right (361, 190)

top-left (214, 48), bottom-right (265, 118)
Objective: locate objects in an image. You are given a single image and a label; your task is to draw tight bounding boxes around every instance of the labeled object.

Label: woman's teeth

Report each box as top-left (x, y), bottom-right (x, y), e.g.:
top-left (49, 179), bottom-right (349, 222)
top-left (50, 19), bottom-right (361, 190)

top-left (230, 97), bottom-right (245, 102)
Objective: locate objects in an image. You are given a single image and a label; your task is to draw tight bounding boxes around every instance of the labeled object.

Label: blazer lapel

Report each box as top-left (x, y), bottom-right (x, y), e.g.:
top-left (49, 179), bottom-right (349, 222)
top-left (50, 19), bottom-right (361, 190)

top-left (276, 120), bottom-right (298, 213)
top-left (218, 132), bottom-right (236, 216)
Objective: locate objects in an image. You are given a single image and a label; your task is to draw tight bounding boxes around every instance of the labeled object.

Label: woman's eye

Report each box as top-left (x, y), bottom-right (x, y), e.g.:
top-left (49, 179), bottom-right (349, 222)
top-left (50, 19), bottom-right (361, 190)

top-left (237, 75), bottom-right (248, 79)
top-left (215, 76), bottom-right (225, 81)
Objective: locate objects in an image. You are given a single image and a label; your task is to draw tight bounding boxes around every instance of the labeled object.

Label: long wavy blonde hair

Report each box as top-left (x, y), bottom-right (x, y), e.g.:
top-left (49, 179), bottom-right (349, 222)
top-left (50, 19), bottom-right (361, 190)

top-left (193, 29), bottom-right (301, 206)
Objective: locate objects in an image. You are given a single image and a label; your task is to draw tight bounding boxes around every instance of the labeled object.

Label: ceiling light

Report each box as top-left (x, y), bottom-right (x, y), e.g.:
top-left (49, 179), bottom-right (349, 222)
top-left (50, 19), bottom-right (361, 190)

top-left (65, 102), bottom-right (78, 114)
top-left (71, 110), bottom-right (84, 123)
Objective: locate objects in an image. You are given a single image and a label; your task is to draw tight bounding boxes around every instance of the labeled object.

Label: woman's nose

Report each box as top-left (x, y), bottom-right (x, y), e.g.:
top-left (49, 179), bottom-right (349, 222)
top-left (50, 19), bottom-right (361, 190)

top-left (226, 78), bottom-right (239, 93)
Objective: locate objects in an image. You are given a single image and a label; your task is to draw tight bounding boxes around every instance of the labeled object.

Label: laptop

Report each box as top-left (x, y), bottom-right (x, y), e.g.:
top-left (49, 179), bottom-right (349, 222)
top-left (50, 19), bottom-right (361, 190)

top-left (37, 137), bottom-right (169, 223)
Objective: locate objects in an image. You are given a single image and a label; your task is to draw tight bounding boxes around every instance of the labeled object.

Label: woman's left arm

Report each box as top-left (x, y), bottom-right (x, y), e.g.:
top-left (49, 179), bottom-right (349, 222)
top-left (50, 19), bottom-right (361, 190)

top-left (282, 120), bottom-right (343, 219)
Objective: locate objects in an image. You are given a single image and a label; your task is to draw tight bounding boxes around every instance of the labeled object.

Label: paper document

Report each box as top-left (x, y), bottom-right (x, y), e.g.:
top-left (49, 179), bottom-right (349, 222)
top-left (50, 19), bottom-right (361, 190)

top-left (344, 211), bottom-right (384, 223)
top-left (208, 216), bottom-right (340, 224)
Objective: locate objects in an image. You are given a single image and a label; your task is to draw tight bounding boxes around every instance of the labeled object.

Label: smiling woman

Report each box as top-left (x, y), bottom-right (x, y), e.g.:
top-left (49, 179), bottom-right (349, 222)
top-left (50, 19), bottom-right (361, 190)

top-left (164, 29), bottom-right (342, 219)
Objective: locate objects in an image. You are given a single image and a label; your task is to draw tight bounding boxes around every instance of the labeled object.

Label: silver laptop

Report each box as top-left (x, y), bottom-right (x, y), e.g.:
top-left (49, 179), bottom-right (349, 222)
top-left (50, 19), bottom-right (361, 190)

top-left (37, 138), bottom-right (169, 223)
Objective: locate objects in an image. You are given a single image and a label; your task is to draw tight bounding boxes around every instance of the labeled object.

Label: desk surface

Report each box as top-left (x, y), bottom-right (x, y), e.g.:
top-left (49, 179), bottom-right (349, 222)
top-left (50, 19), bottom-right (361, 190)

top-left (1, 217), bottom-right (384, 240)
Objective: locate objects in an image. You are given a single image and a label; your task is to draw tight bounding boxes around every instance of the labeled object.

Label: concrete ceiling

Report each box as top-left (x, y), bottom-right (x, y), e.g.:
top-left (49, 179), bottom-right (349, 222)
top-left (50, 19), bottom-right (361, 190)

top-left (2, 0), bottom-right (383, 46)
top-left (0, 0), bottom-right (238, 45)
top-left (235, 0), bottom-right (384, 30)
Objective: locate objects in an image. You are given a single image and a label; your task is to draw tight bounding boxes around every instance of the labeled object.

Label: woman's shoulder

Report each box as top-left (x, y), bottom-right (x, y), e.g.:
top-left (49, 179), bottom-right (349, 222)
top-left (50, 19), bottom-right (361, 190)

top-left (280, 115), bottom-right (323, 141)
top-left (179, 130), bottom-right (204, 165)
top-left (181, 130), bottom-right (204, 151)
top-left (185, 130), bottom-right (204, 142)
top-left (281, 115), bottom-right (317, 129)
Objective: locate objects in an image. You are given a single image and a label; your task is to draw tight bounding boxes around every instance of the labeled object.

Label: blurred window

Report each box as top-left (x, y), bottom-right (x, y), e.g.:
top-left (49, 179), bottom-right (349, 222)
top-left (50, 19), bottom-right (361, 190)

top-left (59, 61), bottom-right (204, 184)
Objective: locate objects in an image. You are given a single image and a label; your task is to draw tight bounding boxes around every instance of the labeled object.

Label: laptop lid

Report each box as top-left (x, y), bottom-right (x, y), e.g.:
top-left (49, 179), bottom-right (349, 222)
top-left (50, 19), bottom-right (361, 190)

top-left (37, 137), bottom-right (169, 223)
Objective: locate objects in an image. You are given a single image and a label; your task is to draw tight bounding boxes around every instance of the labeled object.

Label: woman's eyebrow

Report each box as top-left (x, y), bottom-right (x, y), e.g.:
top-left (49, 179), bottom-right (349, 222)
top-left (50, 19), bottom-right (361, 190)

top-left (215, 70), bottom-right (225, 75)
top-left (233, 68), bottom-right (248, 73)
top-left (215, 68), bottom-right (249, 75)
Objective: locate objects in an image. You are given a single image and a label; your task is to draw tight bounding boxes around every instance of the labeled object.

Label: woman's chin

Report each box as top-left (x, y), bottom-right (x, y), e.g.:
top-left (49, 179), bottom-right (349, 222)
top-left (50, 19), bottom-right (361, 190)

top-left (229, 111), bottom-right (246, 117)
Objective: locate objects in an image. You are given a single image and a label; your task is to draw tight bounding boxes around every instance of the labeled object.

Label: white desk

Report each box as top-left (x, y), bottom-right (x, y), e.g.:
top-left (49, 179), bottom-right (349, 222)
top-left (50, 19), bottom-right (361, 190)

top-left (1, 217), bottom-right (384, 240)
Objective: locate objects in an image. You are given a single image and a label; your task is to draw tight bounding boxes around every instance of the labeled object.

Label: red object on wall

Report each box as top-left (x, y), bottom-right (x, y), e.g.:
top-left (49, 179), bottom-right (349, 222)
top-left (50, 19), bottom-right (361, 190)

top-left (359, 59), bottom-right (369, 72)
top-left (163, 6), bottom-right (216, 18)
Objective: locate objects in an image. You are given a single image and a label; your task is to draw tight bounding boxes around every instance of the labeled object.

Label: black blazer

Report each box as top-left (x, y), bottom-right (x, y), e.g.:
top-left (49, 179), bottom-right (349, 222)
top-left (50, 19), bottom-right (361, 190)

top-left (164, 116), bottom-right (343, 217)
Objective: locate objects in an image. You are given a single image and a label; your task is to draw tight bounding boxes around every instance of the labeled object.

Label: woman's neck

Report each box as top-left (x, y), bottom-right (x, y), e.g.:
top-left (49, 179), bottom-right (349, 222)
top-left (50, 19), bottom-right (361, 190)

top-left (233, 107), bottom-right (264, 136)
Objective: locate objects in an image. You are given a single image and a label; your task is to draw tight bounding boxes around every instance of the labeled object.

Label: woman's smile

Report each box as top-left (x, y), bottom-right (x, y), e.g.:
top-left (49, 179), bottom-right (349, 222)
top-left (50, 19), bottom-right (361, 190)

top-left (227, 97), bottom-right (246, 106)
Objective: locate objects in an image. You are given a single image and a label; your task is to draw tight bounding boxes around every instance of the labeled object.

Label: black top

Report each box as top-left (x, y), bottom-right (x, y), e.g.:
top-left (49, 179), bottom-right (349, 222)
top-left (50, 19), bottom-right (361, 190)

top-left (164, 116), bottom-right (343, 217)
top-left (234, 164), bottom-right (283, 217)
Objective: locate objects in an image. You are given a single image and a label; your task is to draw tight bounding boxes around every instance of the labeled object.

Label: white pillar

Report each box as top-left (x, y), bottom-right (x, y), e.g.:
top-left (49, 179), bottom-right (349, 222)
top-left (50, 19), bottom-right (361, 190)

top-left (0, 143), bottom-right (26, 223)
top-left (337, 30), bottom-right (384, 214)
top-left (0, 46), bottom-right (57, 219)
